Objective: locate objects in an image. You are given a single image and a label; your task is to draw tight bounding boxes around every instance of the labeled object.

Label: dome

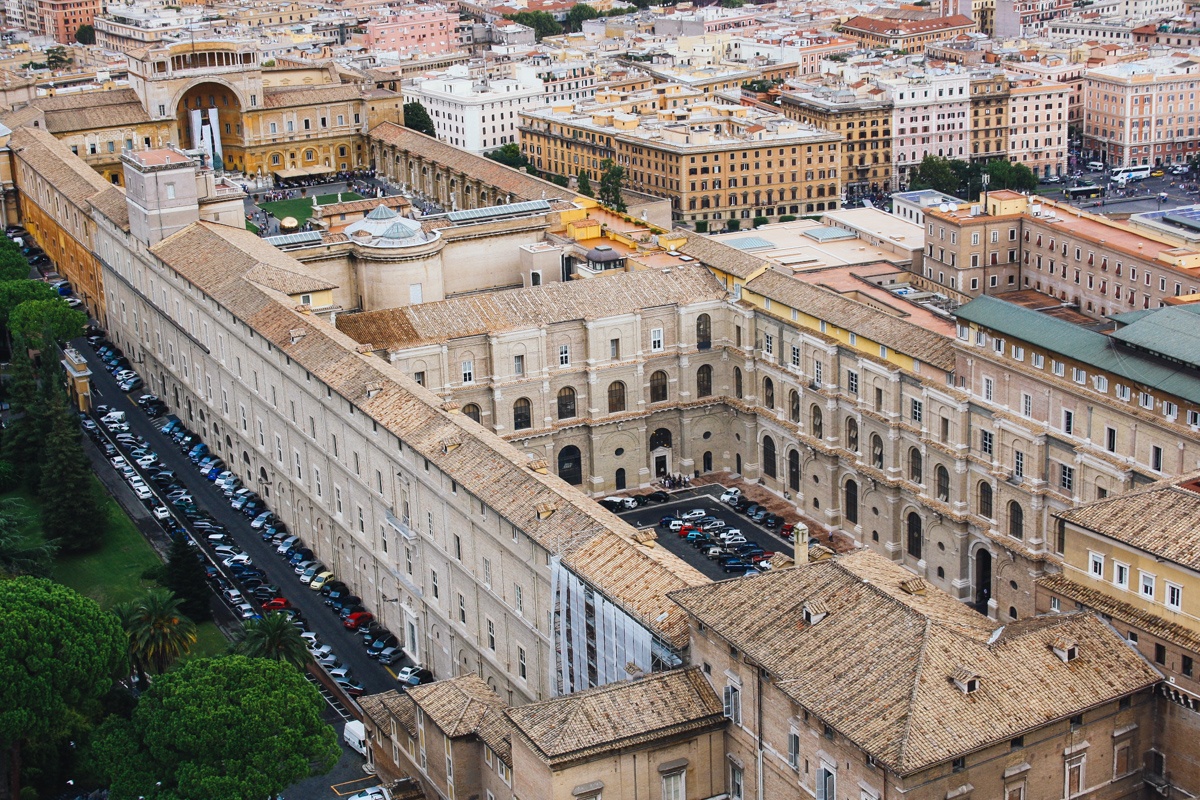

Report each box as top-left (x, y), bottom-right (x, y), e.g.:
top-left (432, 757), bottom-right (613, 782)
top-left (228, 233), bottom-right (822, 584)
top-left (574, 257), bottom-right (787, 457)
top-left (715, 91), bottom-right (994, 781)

top-left (586, 244), bottom-right (623, 263)
top-left (344, 204), bottom-right (439, 249)
top-left (280, 216), bottom-right (299, 230)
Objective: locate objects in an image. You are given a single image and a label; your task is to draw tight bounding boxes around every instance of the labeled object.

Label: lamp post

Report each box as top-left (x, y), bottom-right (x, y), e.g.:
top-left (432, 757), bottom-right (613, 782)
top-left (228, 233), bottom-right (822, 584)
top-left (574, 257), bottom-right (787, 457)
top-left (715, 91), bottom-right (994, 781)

top-left (981, 172), bottom-right (990, 214)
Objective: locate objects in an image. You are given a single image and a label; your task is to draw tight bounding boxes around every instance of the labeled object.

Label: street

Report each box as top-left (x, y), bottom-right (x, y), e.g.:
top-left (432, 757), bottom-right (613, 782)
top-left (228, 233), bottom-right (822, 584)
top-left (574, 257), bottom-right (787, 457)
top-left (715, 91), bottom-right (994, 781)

top-left (1050, 166), bottom-right (1200, 215)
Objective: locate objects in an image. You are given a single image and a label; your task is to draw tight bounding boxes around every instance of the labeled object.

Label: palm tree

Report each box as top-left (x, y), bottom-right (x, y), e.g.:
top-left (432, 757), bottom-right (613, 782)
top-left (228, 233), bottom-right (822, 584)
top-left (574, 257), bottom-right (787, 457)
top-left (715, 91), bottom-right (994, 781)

top-left (232, 612), bottom-right (311, 670)
top-left (126, 588), bottom-right (197, 675)
top-left (111, 599), bottom-right (146, 686)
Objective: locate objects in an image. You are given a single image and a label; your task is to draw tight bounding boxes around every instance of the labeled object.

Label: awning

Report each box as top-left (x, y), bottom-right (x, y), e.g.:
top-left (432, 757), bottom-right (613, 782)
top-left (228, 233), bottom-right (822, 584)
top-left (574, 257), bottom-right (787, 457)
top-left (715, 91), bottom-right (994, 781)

top-left (304, 164), bottom-right (334, 175)
top-left (273, 167), bottom-right (307, 179)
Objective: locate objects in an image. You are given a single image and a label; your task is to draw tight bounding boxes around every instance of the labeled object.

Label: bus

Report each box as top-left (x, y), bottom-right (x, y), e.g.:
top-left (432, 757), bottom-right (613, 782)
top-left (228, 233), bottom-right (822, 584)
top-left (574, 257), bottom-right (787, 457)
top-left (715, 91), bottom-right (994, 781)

top-left (1110, 164), bottom-right (1152, 182)
top-left (1064, 184), bottom-right (1105, 200)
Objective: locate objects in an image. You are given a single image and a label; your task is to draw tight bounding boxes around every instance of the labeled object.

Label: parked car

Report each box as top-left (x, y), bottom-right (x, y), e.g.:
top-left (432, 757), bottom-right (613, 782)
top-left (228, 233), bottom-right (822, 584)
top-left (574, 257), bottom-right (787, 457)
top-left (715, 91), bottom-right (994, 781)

top-left (262, 597), bottom-right (292, 611)
top-left (720, 558), bottom-right (751, 572)
top-left (680, 508), bottom-right (706, 521)
top-left (643, 491), bottom-right (670, 503)
top-left (335, 677), bottom-right (366, 697)
top-left (397, 666), bottom-right (434, 688)
top-left (344, 611), bottom-right (374, 630)
top-left (376, 646), bottom-right (402, 665)
top-left (310, 571), bottom-right (335, 591)
top-left (720, 487), bottom-right (742, 504)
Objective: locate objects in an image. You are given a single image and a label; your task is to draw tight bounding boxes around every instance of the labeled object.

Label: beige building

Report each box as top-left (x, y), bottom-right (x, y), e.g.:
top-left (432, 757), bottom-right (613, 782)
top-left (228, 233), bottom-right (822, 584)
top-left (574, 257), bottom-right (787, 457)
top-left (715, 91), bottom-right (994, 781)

top-left (969, 71), bottom-right (1010, 162)
top-left (1006, 76), bottom-right (1069, 178)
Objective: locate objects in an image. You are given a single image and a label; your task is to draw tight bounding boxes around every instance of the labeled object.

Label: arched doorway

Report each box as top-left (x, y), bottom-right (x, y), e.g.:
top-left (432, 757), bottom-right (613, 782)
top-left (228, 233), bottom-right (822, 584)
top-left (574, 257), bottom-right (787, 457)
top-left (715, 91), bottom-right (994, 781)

top-left (974, 548), bottom-right (992, 610)
top-left (650, 428), bottom-right (672, 478)
top-left (615, 468), bottom-right (626, 490)
top-left (557, 445), bottom-right (582, 485)
top-left (735, 453), bottom-right (742, 474)
top-left (788, 450), bottom-right (800, 492)
top-left (906, 512), bottom-right (923, 560)
top-left (762, 435), bottom-right (777, 478)
top-left (844, 479), bottom-right (858, 525)
top-left (177, 81), bottom-right (245, 172)
top-left (703, 451), bottom-right (712, 472)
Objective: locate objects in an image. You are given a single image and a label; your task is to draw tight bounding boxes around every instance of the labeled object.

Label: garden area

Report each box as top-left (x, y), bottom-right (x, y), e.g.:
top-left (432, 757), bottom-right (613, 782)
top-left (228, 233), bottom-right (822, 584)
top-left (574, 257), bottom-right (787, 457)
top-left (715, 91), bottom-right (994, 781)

top-left (257, 191), bottom-right (363, 227)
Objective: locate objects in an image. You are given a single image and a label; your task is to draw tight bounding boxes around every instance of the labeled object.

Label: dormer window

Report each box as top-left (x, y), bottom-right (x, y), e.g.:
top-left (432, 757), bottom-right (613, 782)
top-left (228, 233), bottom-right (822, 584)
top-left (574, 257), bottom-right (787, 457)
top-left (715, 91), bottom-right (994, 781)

top-left (951, 666), bottom-right (980, 694)
top-left (803, 600), bottom-right (829, 626)
top-left (1052, 637), bottom-right (1079, 663)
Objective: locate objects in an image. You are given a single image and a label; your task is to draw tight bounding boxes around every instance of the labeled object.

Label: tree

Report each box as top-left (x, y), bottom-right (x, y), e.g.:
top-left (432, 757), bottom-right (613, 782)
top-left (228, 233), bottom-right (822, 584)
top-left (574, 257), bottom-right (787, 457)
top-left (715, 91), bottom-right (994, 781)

top-left (90, 656), bottom-right (340, 799)
top-left (565, 3), bottom-right (600, 32)
top-left (0, 498), bottom-right (56, 576)
top-left (1, 346), bottom-right (48, 488)
top-left (0, 577), bottom-right (127, 799)
top-left (122, 588), bottom-right (198, 676)
top-left (402, 101), bottom-right (436, 138)
top-left (74, 23), bottom-right (95, 44)
top-left (8, 298), bottom-right (86, 350)
top-left (44, 46), bottom-right (71, 71)
top-left (232, 612), bottom-right (311, 669)
top-left (597, 158), bottom-right (627, 212)
top-left (0, 245), bottom-right (30, 283)
top-left (504, 11), bottom-right (560, 40)
top-left (162, 534), bottom-right (212, 623)
top-left (908, 154), bottom-right (960, 196)
top-left (0, 279), bottom-right (58, 335)
top-left (39, 386), bottom-right (104, 553)
top-left (577, 169), bottom-right (593, 197)
top-left (487, 142), bottom-right (525, 169)
top-left (721, 0), bottom-right (746, 7)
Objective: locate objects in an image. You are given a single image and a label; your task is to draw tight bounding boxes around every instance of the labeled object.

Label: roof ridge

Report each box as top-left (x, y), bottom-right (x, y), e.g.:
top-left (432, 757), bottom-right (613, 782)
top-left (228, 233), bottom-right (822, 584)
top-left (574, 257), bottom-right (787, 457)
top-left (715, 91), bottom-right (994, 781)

top-left (894, 616), bottom-right (935, 772)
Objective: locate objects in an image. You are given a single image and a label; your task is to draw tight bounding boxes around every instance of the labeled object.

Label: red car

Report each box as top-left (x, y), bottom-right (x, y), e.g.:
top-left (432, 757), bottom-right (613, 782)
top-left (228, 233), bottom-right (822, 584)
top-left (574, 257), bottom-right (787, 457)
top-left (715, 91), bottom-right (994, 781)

top-left (677, 524), bottom-right (696, 537)
top-left (750, 552), bottom-right (776, 563)
top-left (262, 598), bottom-right (292, 611)
top-left (344, 611), bottom-right (375, 630)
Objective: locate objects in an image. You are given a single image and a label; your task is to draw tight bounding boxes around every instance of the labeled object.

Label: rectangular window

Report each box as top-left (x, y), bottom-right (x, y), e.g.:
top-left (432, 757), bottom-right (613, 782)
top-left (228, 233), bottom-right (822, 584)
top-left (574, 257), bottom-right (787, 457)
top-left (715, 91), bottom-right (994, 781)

top-left (911, 399), bottom-right (923, 424)
top-left (1141, 571), bottom-right (1156, 599)
top-left (1140, 392), bottom-right (1155, 409)
top-left (791, 346), bottom-right (801, 368)
top-left (814, 359), bottom-right (823, 383)
top-left (514, 584), bottom-right (523, 615)
top-left (1156, 643), bottom-right (1167, 664)
top-left (610, 338), bottom-right (621, 360)
top-left (1063, 409), bottom-right (1074, 434)
top-left (1117, 384), bottom-right (1131, 401)
top-left (483, 558), bottom-right (492, 587)
top-left (1072, 367), bottom-right (1086, 384)
top-left (518, 646), bottom-right (527, 679)
top-left (1114, 562), bottom-right (1129, 589)
top-left (983, 376), bottom-right (994, 401)
top-left (487, 619), bottom-right (496, 650)
top-left (723, 685), bottom-right (742, 724)
top-left (1053, 360), bottom-right (1065, 377)
top-left (1067, 759), bottom-right (1084, 800)
top-left (847, 371), bottom-right (858, 395)
top-left (559, 344), bottom-right (570, 366)
top-left (981, 430), bottom-right (994, 456)
top-left (1184, 656), bottom-right (1194, 677)
top-left (1014, 450), bottom-right (1025, 479)
top-left (1152, 445), bottom-right (1164, 471)
top-left (1168, 582), bottom-right (1183, 611)
top-left (458, 594), bottom-right (466, 623)
top-left (787, 731), bottom-right (800, 769)
top-left (663, 771), bottom-right (685, 800)
top-left (461, 360), bottom-right (474, 384)
top-left (651, 327), bottom-right (664, 351)
top-left (1021, 393), bottom-right (1032, 417)
top-left (1032, 353), bottom-right (1044, 369)
top-left (1090, 552), bottom-right (1104, 578)
top-left (1106, 427), bottom-right (1117, 452)
top-left (1061, 464), bottom-right (1075, 492)
top-left (431, 570), bottom-right (439, 599)
top-left (513, 354), bottom-right (524, 376)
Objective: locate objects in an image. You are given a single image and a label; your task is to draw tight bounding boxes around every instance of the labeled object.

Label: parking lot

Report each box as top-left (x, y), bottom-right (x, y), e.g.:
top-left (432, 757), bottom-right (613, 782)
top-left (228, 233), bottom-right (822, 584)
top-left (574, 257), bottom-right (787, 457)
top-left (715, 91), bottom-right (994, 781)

top-left (614, 487), bottom-right (796, 581)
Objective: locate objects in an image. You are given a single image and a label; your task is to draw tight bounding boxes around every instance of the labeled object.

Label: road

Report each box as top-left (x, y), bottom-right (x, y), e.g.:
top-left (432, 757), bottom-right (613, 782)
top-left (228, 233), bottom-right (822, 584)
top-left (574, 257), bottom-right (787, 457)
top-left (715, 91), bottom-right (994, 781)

top-left (1049, 168), bottom-right (1200, 215)
top-left (615, 487), bottom-right (795, 581)
top-left (77, 341), bottom-right (407, 702)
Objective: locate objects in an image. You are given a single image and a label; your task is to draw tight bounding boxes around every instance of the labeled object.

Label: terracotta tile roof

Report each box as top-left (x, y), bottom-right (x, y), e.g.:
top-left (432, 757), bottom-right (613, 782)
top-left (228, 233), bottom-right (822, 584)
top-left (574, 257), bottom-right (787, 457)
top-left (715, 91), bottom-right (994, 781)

top-left (669, 551), bottom-right (1161, 775)
top-left (88, 186), bottom-right (130, 232)
top-left (678, 231), bottom-right (771, 280)
top-left (335, 264), bottom-right (728, 352)
top-left (245, 262), bottom-right (338, 295)
top-left (263, 83), bottom-right (387, 109)
top-left (141, 221), bottom-right (705, 646)
top-left (505, 667), bottom-right (724, 766)
top-left (361, 689), bottom-right (420, 737)
top-left (10, 125), bottom-right (112, 206)
top-left (369, 121), bottom-right (577, 204)
top-left (1040, 572), bottom-right (1200, 654)
top-left (406, 674), bottom-right (512, 759)
top-left (841, 14), bottom-right (975, 35)
top-left (43, 101), bottom-right (151, 134)
top-left (746, 268), bottom-right (956, 370)
top-left (315, 195), bottom-right (412, 218)
top-left (1057, 479), bottom-right (1200, 570)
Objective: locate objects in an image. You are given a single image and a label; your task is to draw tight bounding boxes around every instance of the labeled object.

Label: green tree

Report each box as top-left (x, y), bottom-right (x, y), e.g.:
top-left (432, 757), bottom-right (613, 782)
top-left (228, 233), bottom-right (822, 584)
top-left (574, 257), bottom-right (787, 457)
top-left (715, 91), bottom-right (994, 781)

top-left (504, 10), bottom-right (561, 40)
top-left (0, 577), bottom-right (127, 799)
top-left (721, 0), bottom-right (745, 7)
top-left (487, 142), bottom-right (525, 168)
top-left (39, 387), bottom-right (104, 553)
top-left (162, 534), bottom-right (212, 623)
top-left (0, 244), bottom-right (30, 282)
top-left (1, 346), bottom-right (48, 488)
top-left (577, 169), bottom-right (593, 197)
top-left (0, 498), bottom-right (56, 576)
top-left (232, 612), bottom-right (311, 669)
top-left (123, 588), bottom-right (198, 676)
top-left (402, 101), bottom-right (436, 137)
top-left (110, 600), bottom-right (147, 686)
top-left (74, 23), bottom-right (95, 44)
top-left (90, 656), bottom-right (340, 799)
top-left (597, 158), bottom-right (627, 212)
top-left (0, 279), bottom-right (58, 335)
top-left (8, 298), bottom-right (86, 350)
top-left (908, 154), bottom-right (960, 196)
top-left (565, 3), bottom-right (600, 31)
top-left (44, 46), bottom-right (71, 71)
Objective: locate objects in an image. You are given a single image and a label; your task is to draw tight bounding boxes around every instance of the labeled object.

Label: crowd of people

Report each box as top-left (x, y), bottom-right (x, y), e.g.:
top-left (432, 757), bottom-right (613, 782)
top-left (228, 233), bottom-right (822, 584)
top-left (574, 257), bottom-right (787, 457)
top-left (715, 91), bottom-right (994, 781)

top-left (659, 473), bottom-right (692, 490)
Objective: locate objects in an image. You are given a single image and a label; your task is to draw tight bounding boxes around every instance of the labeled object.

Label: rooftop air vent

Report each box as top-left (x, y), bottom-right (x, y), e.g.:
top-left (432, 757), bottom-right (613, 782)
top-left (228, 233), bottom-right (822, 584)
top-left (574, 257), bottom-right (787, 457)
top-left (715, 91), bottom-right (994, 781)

top-left (536, 501), bottom-right (558, 520)
top-left (439, 436), bottom-right (461, 454)
top-left (951, 666), bottom-right (980, 694)
top-left (365, 382), bottom-right (383, 400)
top-left (289, 328), bottom-right (307, 344)
top-left (1051, 636), bottom-right (1079, 663)
top-left (899, 577), bottom-right (928, 596)
top-left (803, 599), bottom-right (829, 625)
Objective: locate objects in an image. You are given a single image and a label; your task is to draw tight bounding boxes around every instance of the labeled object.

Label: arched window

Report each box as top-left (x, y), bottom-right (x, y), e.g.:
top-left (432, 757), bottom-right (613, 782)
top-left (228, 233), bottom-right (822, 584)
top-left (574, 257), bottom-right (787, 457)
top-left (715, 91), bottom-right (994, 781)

top-left (1008, 501), bottom-right (1024, 540)
top-left (846, 418), bottom-right (859, 452)
top-left (650, 428), bottom-right (672, 450)
top-left (615, 468), bottom-right (626, 490)
top-left (696, 314), bottom-right (711, 349)
top-left (978, 482), bottom-right (993, 519)
top-left (462, 403), bottom-right (481, 423)
top-left (907, 512), bottom-right (923, 559)
top-left (557, 445), bottom-right (582, 485)
top-left (788, 449), bottom-right (800, 491)
top-left (936, 464), bottom-right (950, 502)
top-left (513, 398), bottom-right (531, 430)
top-left (844, 479), bottom-right (858, 525)
top-left (789, 390), bottom-right (800, 423)
top-left (909, 448), bottom-right (923, 484)
top-left (607, 381), bottom-right (626, 413)
top-left (871, 434), bottom-right (883, 469)
top-left (697, 365), bottom-right (713, 398)
top-left (650, 371), bottom-right (668, 403)
top-left (557, 387), bottom-right (576, 420)
top-left (734, 368), bottom-right (743, 399)
top-left (736, 453), bottom-right (742, 474)
top-left (811, 405), bottom-right (823, 439)
top-left (763, 377), bottom-right (775, 409)
top-left (762, 436), bottom-right (777, 478)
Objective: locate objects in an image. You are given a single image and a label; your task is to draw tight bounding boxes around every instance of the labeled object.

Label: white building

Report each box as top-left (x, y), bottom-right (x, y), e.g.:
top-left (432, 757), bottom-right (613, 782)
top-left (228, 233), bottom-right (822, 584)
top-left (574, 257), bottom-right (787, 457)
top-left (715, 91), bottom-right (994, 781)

top-left (408, 64), bottom-right (545, 154)
top-left (876, 69), bottom-right (973, 189)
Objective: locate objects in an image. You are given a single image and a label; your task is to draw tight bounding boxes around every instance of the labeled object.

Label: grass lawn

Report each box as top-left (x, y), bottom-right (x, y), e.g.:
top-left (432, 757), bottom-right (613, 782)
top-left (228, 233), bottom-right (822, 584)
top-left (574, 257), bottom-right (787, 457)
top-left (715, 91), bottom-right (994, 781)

top-left (246, 220), bottom-right (260, 234)
top-left (258, 191), bottom-right (363, 228)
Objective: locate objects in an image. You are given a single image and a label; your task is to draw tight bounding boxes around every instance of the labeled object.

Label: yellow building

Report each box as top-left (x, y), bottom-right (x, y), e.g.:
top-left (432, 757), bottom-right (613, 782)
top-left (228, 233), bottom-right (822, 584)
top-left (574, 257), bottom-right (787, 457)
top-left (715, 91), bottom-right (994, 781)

top-left (520, 92), bottom-right (843, 228)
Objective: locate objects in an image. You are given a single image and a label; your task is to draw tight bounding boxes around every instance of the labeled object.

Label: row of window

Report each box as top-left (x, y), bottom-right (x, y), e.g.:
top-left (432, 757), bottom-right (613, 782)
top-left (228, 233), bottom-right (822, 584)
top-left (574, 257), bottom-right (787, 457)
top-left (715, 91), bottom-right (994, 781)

top-left (1088, 551), bottom-right (1183, 611)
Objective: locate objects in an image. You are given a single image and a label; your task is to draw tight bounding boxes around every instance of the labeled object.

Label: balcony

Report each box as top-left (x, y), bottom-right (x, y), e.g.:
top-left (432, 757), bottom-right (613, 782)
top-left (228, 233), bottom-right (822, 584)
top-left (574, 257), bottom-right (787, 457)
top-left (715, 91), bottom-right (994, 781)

top-left (384, 508), bottom-right (417, 541)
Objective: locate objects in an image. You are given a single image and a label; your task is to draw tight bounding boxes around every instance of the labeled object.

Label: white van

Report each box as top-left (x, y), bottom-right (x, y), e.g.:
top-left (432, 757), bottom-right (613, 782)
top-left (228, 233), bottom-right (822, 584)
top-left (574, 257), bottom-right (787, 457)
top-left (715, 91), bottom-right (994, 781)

top-left (343, 720), bottom-right (368, 757)
top-left (1087, 161), bottom-right (1105, 172)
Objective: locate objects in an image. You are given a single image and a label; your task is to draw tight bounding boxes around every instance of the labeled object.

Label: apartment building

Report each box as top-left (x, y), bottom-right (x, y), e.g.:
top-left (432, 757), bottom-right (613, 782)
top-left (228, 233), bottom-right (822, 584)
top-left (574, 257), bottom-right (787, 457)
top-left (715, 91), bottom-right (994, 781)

top-left (18, 0), bottom-right (101, 43)
top-left (363, 6), bottom-right (460, 57)
top-left (531, 60), bottom-right (596, 106)
top-left (1082, 56), bottom-right (1200, 168)
top-left (670, 550), bottom-right (1162, 800)
top-left (1004, 55), bottom-right (1086, 129)
top-left (728, 32), bottom-right (857, 78)
top-left (1006, 76), bottom-right (1069, 178)
top-left (94, 3), bottom-right (214, 54)
top-left (778, 83), bottom-right (893, 203)
top-left (408, 65), bottom-right (545, 155)
top-left (994, 0), bottom-right (1073, 37)
top-left (877, 69), bottom-right (972, 189)
top-left (969, 71), bottom-right (1010, 162)
top-left (837, 14), bottom-right (976, 50)
top-left (1038, 478), bottom-right (1200, 795)
top-left (519, 97), bottom-right (842, 227)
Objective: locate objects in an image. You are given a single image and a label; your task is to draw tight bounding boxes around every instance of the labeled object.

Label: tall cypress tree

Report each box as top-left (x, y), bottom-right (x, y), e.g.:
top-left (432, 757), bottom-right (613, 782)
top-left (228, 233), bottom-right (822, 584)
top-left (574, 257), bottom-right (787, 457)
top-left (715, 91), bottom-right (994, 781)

top-left (2, 345), bottom-right (46, 488)
top-left (39, 385), bottom-right (103, 553)
top-left (163, 534), bottom-right (212, 622)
